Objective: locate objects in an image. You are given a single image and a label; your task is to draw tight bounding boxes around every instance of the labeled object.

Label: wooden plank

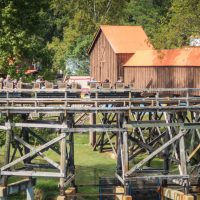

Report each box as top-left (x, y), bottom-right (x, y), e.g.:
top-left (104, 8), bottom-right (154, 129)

top-left (1, 118), bottom-right (12, 186)
top-left (7, 178), bottom-right (36, 195)
top-left (59, 127), bottom-right (67, 195)
top-left (14, 136), bottom-right (61, 170)
top-left (179, 135), bottom-right (187, 175)
top-left (125, 129), bottom-right (186, 176)
top-left (188, 143), bottom-right (200, 160)
top-left (1, 133), bottom-right (66, 171)
top-left (1, 171), bottom-right (64, 178)
top-left (115, 186), bottom-right (124, 200)
top-left (123, 132), bottom-right (129, 174)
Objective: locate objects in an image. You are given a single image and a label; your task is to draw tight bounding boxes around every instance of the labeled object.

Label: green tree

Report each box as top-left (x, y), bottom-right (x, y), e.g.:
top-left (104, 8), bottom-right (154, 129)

top-left (49, 0), bottom-right (128, 75)
top-left (153, 0), bottom-right (200, 49)
top-left (0, 0), bottom-right (53, 78)
top-left (123, 0), bottom-right (171, 39)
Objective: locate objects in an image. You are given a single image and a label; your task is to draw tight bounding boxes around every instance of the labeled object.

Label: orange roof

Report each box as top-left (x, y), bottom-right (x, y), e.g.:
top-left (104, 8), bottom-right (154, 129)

top-left (69, 76), bottom-right (91, 80)
top-left (123, 48), bottom-right (200, 67)
top-left (25, 69), bottom-right (38, 75)
top-left (88, 25), bottom-right (153, 54)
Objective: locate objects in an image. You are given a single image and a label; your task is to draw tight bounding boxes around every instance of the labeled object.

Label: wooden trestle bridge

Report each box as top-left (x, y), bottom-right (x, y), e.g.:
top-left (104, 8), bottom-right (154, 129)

top-left (0, 87), bottom-right (200, 200)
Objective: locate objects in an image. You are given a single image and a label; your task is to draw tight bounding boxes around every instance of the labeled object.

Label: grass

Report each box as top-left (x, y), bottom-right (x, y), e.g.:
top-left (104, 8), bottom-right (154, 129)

top-left (3, 133), bottom-right (116, 200)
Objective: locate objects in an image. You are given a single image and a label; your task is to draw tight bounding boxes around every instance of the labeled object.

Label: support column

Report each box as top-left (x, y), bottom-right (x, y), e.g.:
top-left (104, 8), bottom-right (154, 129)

top-left (68, 114), bottom-right (75, 188)
top-left (22, 114), bottom-right (34, 200)
top-left (122, 132), bottom-right (129, 175)
top-left (117, 113), bottom-right (123, 177)
top-left (59, 130), bottom-right (67, 196)
top-left (89, 113), bottom-right (96, 147)
top-left (177, 112), bottom-right (188, 194)
top-left (162, 113), bottom-right (171, 187)
top-left (0, 116), bottom-right (12, 200)
top-left (69, 131), bottom-right (75, 187)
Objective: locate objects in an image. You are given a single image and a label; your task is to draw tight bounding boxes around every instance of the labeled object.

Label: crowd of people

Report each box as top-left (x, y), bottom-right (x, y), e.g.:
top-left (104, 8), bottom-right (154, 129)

top-left (0, 75), bottom-right (46, 89)
top-left (0, 74), bottom-right (124, 90)
top-left (0, 75), bottom-right (22, 89)
top-left (90, 76), bottom-right (123, 84)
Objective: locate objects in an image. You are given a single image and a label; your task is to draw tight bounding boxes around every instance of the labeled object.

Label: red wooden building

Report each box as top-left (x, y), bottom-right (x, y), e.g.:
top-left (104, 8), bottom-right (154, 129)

top-left (123, 48), bottom-right (200, 89)
top-left (88, 25), bottom-right (153, 84)
top-left (89, 25), bottom-right (200, 90)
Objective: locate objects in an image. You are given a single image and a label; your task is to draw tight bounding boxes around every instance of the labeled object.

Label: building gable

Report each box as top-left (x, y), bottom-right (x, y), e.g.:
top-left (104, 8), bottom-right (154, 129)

top-left (88, 25), bottom-right (153, 54)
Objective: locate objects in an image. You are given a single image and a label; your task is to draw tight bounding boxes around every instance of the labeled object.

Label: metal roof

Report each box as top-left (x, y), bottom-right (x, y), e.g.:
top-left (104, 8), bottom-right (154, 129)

top-left (25, 69), bottom-right (38, 75)
top-left (123, 48), bottom-right (200, 67)
top-left (88, 25), bottom-right (153, 54)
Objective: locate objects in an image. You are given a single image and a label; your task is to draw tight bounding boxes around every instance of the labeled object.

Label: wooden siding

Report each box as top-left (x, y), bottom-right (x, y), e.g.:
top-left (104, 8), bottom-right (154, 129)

top-left (124, 66), bottom-right (200, 90)
top-left (117, 54), bottom-right (133, 78)
top-left (90, 32), bottom-right (118, 85)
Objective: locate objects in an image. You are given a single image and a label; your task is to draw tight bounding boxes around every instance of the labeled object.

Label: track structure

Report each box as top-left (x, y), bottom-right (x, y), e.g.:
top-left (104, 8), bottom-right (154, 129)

top-left (0, 87), bottom-right (200, 199)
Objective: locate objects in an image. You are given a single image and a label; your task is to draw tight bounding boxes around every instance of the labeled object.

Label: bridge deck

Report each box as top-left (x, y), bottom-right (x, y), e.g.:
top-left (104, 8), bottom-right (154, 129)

top-left (0, 88), bottom-right (200, 113)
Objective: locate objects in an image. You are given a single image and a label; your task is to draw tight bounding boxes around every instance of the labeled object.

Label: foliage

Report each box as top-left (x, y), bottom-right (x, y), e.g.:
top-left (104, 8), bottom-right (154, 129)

top-left (0, 0), bottom-right (53, 78)
top-left (0, 0), bottom-right (199, 78)
top-left (123, 0), bottom-right (171, 38)
top-left (153, 0), bottom-right (200, 49)
top-left (49, 0), bottom-right (128, 75)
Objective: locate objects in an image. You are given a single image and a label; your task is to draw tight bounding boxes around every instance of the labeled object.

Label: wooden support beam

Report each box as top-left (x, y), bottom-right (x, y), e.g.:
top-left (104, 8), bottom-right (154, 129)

top-left (115, 186), bottom-right (124, 200)
top-left (7, 179), bottom-right (36, 195)
top-left (188, 143), bottom-right (200, 160)
top-left (0, 187), bottom-right (6, 199)
top-left (59, 131), bottom-right (67, 196)
top-left (89, 113), bottom-right (96, 147)
top-left (14, 136), bottom-right (61, 170)
top-left (1, 171), bottom-right (64, 178)
top-left (1, 122), bottom-right (127, 132)
top-left (1, 117), bottom-right (12, 188)
top-left (27, 128), bottom-right (60, 155)
top-left (125, 129), bottom-right (186, 176)
top-left (123, 132), bottom-right (129, 174)
top-left (1, 133), bottom-right (66, 171)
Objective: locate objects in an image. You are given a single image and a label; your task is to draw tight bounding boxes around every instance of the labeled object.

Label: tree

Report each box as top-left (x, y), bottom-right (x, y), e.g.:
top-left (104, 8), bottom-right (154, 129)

top-left (0, 0), bottom-right (53, 78)
top-left (49, 0), bottom-right (128, 75)
top-left (153, 0), bottom-right (200, 49)
top-left (123, 0), bottom-right (171, 39)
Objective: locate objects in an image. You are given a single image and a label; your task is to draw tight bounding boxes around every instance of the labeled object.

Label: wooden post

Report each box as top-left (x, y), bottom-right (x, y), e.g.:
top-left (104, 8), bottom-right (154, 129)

top-left (177, 112), bottom-right (188, 194)
top-left (123, 132), bottom-right (129, 174)
top-left (0, 116), bottom-right (12, 200)
top-left (0, 187), bottom-right (7, 200)
top-left (69, 131), bottom-right (75, 187)
top-left (22, 114), bottom-right (34, 200)
top-left (68, 113), bottom-right (75, 187)
top-left (59, 131), bottom-right (67, 196)
top-left (89, 113), bottom-right (96, 147)
top-left (117, 113), bottom-right (123, 176)
top-left (65, 187), bottom-right (76, 200)
top-left (115, 186), bottom-right (124, 200)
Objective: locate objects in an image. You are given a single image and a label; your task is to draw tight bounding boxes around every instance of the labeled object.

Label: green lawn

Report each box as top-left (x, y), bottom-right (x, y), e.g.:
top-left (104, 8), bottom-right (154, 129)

top-left (5, 133), bottom-right (116, 200)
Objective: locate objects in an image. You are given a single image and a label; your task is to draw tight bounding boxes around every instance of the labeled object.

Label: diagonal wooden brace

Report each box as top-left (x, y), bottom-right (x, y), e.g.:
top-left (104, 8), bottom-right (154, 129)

top-left (0, 133), bottom-right (66, 172)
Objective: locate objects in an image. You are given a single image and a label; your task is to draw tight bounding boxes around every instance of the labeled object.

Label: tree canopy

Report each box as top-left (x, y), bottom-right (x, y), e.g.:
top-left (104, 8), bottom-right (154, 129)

top-left (0, 0), bottom-right (199, 77)
top-left (0, 0), bottom-right (52, 78)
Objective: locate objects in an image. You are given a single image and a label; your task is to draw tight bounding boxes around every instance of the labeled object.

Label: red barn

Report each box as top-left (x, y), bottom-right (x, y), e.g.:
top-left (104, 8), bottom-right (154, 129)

top-left (88, 25), bottom-right (153, 85)
top-left (89, 25), bottom-right (200, 92)
top-left (123, 48), bottom-right (200, 89)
